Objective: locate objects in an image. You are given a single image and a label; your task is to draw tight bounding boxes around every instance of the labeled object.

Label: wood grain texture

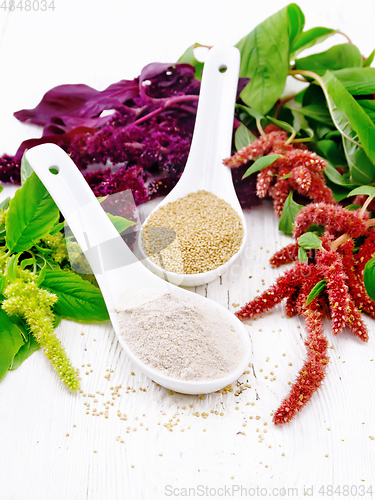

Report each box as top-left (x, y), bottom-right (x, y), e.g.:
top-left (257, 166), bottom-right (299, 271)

top-left (1, 1), bottom-right (375, 498)
top-left (1, 198), bottom-right (374, 499)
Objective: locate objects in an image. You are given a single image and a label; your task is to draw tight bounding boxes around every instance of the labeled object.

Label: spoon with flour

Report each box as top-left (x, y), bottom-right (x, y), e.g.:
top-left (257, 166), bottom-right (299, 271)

top-left (26, 143), bottom-right (251, 395)
top-left (138, 46), bottom-right (247, 286)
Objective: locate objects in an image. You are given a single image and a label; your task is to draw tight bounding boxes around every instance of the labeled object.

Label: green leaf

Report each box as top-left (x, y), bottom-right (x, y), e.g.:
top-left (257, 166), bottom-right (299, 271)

top-left (54, 314), bottom-right (62, 329)
top-left (0, 184), bottom-right (2, 194)
top-left (234, 124), bottom-right (256, 151)
top-left (266, 116), bottom-right (295, 135)
top-left (289, 104), bottom-right (333, 125)
top-left (32, 240), bottom-right (53, 254)
top-left (320, 71), bottom-right (375, 174)
top-left (10, 320), bottom-right (40, 371)
top-left (236, 4), bottom-right (303, 115)
top-left (363, 257), bottom-right (375, 302)
top-left (297, 232), bottom-right (322, 249)
top-left (306, 224), bottom-right (325, 236)
top-left (295, 44), bottom-right (363, 73)
top-left (41, 269), bottom-right (109, 322)
top-left (363, 49), bottom-right (375, 68)
top-left (278, 191), bottom-right (303, 236)
top-left (322, 70), bottom-right (375, 159)
top-left (0, 274), bottom-right (6, 294)
top-left (36, 261), bottom-right (48, 285)
top-left (178, 44), bottom-right (204, 80)
top-left (333, 67), bottom-right (375, 95)
top-left (342, 138), bottom-right (375, 185)
top-left (242, 154), bottom-right (282, 180)
top-left (345, 204), bottom-right (361, 211)
top-left (49, 221), bottom-right (66, 235)
top-left (20, 153), bottom-right (34, 185)
top-left (0, 309), bottom-right (25, 381)
top-left (290, 27), bottom-right (336, 60)
top-left (323, 162), bottom-right (358, 188)
top-left (289, 105), bottom-right (309, 133)
top-left (20, 257), bottom-right (36, 270)
top-left (280, 173), bottom-right (292, 180)
top-left (348, 186), bottom-right (375, 198)
top-left (106, 213), bottom-right (135, 234)
top-left (5, 254), bottom-right (20, 282)
top-left (6, 172), bottom-right (60, 253)
top-left (358, 100), bottom-right (375, 124)
top-left (298, 246), bottom-right (308, 263)
top-left (315, 140), bottom-right (346, 167)
top-left (0, 197), bottom-right (10, 212)
top-left (236, 104), bottom-right (263, 121)
top-left (286, 3), bottom-right (305, 47)
top-left (325, 178), bottom-right (353, 202)
top-left (306, 279), bottom-right (326, 305)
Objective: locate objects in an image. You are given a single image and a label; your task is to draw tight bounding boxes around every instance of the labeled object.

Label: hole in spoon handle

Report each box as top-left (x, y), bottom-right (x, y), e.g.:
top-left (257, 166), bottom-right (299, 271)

top-left (183, 46), bottom-right (240, 178)
top-left (25, 143), bottom-right (128, 266)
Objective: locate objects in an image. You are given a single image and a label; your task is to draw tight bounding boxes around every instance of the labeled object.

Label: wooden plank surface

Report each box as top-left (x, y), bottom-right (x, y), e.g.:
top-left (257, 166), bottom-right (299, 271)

top-left (1, 1), bottom-right (375, 499)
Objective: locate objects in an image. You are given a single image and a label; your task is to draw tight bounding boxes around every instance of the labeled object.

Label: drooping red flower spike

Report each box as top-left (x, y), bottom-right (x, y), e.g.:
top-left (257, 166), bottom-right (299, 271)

top-left (238, 201), bottom-right (375, 424)
top-left (293, 203), bottom-right (368, 240)
top-left (340, 237), bottom-right (375, 321)
top-left (235, 263), bottom-right (308, 320)
top-left (273, 301), bottom-right (329, 425)
top-left (345, 297), bottom-right (369, 343)
top-left (223, 127), bottom-right (293, 168)
top-left (354, 229), bottom-right (375, 274)
top-left (316, 249), bottom-right (350, 335)
top-left (270, 243), bottom-right (299, 268)
top-left (223, 126), bottom-right (336, 216)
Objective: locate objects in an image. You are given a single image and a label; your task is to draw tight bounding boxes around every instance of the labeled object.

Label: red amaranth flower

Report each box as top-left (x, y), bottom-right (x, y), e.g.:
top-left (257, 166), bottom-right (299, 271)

top-left (293, 203), bottom-right (368, 240)
top-left (316, 250), bottom-right (349, 335)
top-left (354, 229), bottom-right (375, 273)
top-left (345, 297), bottom-right (369, 342)
top-left (270, 243), bottom-right (299, 268)
top-left (223, 127), bottom-right (335, 216)
top-left (223, 127), bottom-right (292, 168)
top-left (273, 303), bottom-right (329, 425)
top-left (235, 263), bottom-right (308, 320)
top-left (237, 200), bottom-right (374, 424)
top-left (341, 238), bottom-right (375, 320)
top-left (290, 165), bottom-right (311, 195)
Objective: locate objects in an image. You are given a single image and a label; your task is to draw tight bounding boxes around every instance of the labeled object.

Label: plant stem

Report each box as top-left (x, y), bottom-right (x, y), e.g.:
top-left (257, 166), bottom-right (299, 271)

top-left (290, 73), bottom-right (309, 83)
top-left (132, 95), bottom-right (199, 127)
top-left (285, 130), bottom-right (297, 146)
top-left (329, 196), bottom-right (372, 251)
top-left (289, 69), bottom-right (326, 89)
top-left (359, 195), bottom-right (373, 219)
top-left (0, 249), bottom-right (9, 261)
top-left (330, 234), bottom-right (350, 252)
top-left (274, 93), bottom-right (296, 119)
top-left (335, 30), bottom-right (353, 44)
top-left (256, 117), bottom-right (266, 137)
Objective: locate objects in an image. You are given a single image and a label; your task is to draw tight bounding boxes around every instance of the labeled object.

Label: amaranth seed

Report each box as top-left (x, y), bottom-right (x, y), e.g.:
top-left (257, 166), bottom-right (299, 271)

top-left (141, 190), bottom-right (244, 274)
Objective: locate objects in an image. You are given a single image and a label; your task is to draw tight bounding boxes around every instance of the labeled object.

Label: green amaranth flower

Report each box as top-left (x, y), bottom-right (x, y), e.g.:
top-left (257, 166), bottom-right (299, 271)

top-left (42, 232), bottom-right (69, 264)
top-left (2, 269), bottom-right (79, 391)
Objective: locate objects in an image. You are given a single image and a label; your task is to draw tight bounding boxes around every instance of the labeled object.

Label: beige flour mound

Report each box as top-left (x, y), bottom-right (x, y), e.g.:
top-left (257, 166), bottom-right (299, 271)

top-left (116, 289), bottom-right (245, 382)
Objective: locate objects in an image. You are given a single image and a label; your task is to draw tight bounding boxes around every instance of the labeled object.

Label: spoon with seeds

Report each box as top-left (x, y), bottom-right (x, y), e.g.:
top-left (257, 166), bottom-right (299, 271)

top-left (26, 143), bottom-right (251, 395)
top-left (138, 46), bottom-right (247, 286)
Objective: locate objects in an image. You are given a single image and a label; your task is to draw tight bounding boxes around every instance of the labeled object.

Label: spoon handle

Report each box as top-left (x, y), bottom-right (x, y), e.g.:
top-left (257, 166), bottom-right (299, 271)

top-left (180, 46), bottom-right (240, 185)
top-left (26, 144), bottom-right (143, 305)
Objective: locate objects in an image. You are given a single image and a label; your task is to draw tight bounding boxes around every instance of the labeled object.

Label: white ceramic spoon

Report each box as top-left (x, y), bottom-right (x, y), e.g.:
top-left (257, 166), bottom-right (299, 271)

top-left (26, 143), bottom-right (251, 395)
top-left (138, 46), bottom-right (246, 286)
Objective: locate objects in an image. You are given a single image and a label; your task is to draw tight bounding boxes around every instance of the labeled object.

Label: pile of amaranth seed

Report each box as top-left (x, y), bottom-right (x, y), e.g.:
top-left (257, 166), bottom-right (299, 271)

top-left (141, 190), bottom-right (244, 274)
